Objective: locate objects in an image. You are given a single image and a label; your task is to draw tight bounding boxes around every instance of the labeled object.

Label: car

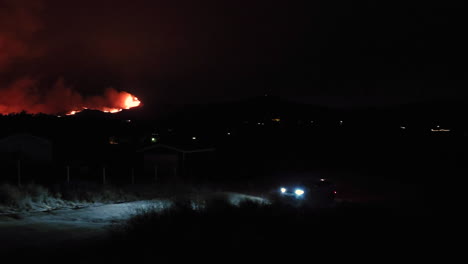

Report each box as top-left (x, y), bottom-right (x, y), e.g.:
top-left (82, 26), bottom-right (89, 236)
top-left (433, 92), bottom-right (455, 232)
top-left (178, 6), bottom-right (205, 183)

top-left (272, 178), bottom-right (337, 207)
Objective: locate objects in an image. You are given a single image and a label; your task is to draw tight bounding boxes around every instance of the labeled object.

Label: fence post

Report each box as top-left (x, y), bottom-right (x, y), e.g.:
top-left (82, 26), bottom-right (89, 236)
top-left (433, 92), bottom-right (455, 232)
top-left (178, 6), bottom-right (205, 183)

top-left (66, 165), bottom-right (70, 183)
top-left (102, 167), bottom-right (106, 185)
top-left (17, 159), bottom-right (21, 187)
top-left (154, 165), bottom-right (158, 183)
top-left (182, 153), bottom-right (186, 178)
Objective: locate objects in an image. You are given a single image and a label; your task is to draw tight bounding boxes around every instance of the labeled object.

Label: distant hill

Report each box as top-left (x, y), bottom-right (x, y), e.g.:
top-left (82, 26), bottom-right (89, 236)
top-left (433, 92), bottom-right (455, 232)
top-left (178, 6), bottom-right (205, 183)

top-left (154, 96), bottom-right (468, 128)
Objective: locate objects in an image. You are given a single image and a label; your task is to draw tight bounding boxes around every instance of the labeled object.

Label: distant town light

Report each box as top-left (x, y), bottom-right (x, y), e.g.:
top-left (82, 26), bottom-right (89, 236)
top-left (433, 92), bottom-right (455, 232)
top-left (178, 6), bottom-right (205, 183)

top-left (320, 178), bottom-right (325, 182)
top-left (109, 137), bottom-right (118, 145)
top-left (400, 126), bottom-right (406, 130)
top-left (431, 128), bottom-right (450, 132)
top-left (272, 118), bottom-right (281, 122)
top-left (151, 137), bottom-right (157, 143)
top-left (227, 132), bottom-right (231, 136)
top-left (192, 137), bottom-right (197, 140)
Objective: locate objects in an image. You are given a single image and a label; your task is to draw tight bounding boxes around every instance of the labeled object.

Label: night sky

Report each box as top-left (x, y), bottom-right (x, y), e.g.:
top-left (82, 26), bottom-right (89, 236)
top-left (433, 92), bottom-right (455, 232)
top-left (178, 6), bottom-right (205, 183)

top-left (1, 0), bottom-right (465, 113)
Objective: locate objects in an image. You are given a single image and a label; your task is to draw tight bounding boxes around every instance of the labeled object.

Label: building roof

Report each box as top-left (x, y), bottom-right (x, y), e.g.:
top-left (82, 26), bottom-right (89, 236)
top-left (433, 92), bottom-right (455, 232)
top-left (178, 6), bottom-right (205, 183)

top-left (137, 143), bottom-right (215, 154)
top-left (0, 133), bottom-right (51, 146)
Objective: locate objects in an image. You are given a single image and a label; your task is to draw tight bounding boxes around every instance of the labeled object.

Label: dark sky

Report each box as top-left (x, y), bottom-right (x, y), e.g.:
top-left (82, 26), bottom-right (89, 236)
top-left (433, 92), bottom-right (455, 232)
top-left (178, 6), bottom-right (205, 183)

top-left (1, 0), bottom-right (465, 111)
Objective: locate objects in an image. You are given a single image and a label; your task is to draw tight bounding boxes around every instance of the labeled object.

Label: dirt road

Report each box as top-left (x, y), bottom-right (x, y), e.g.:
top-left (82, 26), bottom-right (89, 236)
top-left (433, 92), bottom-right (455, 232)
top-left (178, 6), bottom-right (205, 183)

top-left (0, 192), bottom-right (267, 250)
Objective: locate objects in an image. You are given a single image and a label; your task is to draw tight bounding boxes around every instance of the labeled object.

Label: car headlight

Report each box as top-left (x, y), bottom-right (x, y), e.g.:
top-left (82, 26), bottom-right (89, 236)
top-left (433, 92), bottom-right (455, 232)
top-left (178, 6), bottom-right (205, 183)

top-left (295, 189), bottom-right (305, 196)
top-left (280, 187), bottom-right (287, 193)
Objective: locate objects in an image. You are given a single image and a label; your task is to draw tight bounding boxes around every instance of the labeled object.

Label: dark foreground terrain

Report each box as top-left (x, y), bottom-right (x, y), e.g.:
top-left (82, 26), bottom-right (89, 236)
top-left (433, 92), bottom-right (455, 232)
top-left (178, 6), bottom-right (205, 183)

top-left (2, 192), bottom-right (443, 264)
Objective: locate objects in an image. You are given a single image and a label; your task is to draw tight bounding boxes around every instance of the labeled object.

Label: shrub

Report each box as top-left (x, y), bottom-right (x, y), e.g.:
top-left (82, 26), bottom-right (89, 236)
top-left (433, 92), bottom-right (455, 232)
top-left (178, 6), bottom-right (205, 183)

top-left (0, 182), bottom-right (137, 212)
top-left (0, 184), bottom-right (23, 206)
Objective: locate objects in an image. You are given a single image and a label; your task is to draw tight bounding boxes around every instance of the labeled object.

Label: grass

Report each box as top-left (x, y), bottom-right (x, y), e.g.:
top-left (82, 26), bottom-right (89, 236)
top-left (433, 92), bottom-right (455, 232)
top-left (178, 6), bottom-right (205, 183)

top-left (0, 184), bottom-right (68, 212)
top-left (0, 181), bottom-right (224, 214)
top-left (94, 195), bottom-right (433, 263)
top-left (0, 182), bottom-right (139, 213)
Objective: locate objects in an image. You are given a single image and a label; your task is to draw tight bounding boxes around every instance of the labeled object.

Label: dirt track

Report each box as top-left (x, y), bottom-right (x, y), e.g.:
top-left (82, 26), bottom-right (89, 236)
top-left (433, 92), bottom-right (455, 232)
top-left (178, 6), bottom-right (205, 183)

top-left (0, 192), bottom-right (267, 250)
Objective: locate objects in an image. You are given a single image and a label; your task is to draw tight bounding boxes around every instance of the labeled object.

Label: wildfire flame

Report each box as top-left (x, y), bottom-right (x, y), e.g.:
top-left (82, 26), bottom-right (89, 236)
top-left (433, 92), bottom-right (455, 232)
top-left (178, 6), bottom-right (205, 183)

top-left (0, 78), bottom-right (142, 116)
top-left (66, 92), bottom-right (141, 116)
top-left (124, 95), bottom-right (141, 109)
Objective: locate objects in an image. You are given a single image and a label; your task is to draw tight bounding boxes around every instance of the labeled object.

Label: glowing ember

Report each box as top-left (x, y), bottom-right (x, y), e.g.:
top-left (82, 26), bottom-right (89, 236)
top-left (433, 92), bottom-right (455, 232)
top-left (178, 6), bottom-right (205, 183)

top-left (104, 109), bottom-right (122, 113)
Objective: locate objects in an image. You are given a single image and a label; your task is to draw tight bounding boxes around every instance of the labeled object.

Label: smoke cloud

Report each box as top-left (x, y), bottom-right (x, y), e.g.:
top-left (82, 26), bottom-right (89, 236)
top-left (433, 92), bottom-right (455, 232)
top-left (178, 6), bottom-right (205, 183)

top-left (0, 0), bottom-right (43, 71)
top-left (0, 0), bottom-right (141, 115)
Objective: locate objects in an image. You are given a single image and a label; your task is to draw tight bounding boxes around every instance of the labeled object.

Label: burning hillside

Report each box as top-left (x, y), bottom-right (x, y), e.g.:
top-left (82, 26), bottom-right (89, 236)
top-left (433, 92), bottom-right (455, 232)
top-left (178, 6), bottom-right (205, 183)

top-left (0, 78), bottom-right (141, 115)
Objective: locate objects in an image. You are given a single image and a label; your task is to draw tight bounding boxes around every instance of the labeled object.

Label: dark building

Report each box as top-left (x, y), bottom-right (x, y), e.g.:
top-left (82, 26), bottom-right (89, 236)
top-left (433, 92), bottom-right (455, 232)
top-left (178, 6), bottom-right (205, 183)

top-left (137, 143), bottom-right (216, 183)
top-left (0, 134), bottom-right (53, 184)
top-left (0, 134), bottom-right (53, 162)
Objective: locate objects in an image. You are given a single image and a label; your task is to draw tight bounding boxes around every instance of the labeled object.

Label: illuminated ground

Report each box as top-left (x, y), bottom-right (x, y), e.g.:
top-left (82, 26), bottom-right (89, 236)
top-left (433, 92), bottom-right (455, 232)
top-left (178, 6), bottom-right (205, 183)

top-left (0, 192), bottom-right (266, 251)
